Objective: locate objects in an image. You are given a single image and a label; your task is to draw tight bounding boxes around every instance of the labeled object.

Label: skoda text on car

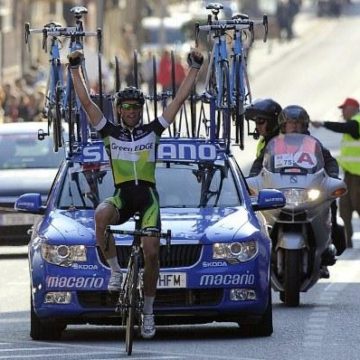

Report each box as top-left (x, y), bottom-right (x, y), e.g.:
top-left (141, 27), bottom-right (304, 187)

top-left (15, 138), bottom-right (285, 340)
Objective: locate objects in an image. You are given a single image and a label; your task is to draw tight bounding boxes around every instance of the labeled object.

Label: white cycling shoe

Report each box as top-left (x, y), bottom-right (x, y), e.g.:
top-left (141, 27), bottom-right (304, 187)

top-left (108, 271), bottom-right (123, 292)
top-left (141, 314), bottom-right (156, 339)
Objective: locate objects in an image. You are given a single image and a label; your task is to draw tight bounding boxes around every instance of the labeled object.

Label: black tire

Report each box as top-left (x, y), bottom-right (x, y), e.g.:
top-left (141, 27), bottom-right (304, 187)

top-left (284, 250), bottom-right (301, 307)
top-left (125, 255), bottom-right (139, 355)
top-left (30, 297), bottom-right (65, 341)
top-left (54, 82), bottom-right (63, 151)
top-left (219, 61), bottom-right (231, 152)
top-left (238, 285), bottom-right (273, 337)
top-left (152, 55), bottom-right (158, 120)
top-left (66, 84), bottom-right (75, 154)
top-left (115, 56), bottom-right (121, 92)
top-left (234, 55), bottom-right (244, 149)
top-left (133, 50), bottom-right (139, 88)
top-left (98, 53), bottom-right (103, 112)
top-left (49, 111), bottom-right (59, 153)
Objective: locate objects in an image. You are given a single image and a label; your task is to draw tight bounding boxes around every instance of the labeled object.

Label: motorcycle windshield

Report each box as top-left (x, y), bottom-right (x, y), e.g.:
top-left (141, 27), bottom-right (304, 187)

top-left (263, 134), bottom-right (325, 174)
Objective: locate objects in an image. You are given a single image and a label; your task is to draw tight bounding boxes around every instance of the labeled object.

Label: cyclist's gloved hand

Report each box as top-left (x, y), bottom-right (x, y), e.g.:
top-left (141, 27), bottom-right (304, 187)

top-left (187, 49), bottom-right (204, 69)
top-left (68, 50), bottom-right (83, 69)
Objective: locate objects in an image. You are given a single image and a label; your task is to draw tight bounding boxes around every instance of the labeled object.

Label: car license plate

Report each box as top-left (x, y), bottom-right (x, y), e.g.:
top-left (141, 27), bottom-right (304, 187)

top-left (0, 213), bottom-right (41, 226)
top-left (157, 272), bottom-right (187, 288)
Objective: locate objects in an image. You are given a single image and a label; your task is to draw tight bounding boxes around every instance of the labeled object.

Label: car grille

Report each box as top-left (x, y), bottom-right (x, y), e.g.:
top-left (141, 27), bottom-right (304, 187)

top-left (98, 244), bottom-right (202, 268)
top-left (77, 288), bottom-right (223, 309)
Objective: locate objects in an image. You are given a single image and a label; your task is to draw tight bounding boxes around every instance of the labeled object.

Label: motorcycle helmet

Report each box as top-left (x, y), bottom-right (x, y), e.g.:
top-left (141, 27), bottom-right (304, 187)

top-left (115, 86), bottom-right (145, 106)
top-left (278, 105), bottom-right (310, 133)
top-left (245, 98), bottom-right (282, 134)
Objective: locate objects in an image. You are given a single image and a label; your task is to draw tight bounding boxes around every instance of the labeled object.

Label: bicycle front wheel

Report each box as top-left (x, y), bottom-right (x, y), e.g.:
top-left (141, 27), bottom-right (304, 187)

top-left (125, 255), bottom-right (139, 355)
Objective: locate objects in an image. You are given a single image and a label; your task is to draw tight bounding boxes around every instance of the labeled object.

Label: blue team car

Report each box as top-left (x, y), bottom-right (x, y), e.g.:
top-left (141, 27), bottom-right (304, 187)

top-left (16, 138), bottom-right (285, 340)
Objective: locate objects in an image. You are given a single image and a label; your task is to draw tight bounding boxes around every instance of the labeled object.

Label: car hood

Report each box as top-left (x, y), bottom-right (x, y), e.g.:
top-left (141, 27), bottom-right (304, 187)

top-left (45, 206), bottom-right (258, 245)
top-left (0, 169), bottom-right (57, 198)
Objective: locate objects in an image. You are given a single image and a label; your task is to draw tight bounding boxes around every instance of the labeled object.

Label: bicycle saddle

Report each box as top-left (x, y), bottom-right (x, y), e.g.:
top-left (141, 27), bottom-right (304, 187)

top-left (232, 13), bottom-right (249, 21)
top-left (70, 6), bottom-right (88, 17)
top-left (206, 3), bottom-right (223, 15)
top-left (44, 21), bottom-right (62, 29)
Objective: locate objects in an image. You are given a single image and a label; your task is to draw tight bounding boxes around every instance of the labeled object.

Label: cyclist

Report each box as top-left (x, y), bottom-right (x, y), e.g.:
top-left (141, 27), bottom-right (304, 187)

top-left (245, 98), bottom-right (282, 160)
top-left (68, 48), bottom-right (204, 339)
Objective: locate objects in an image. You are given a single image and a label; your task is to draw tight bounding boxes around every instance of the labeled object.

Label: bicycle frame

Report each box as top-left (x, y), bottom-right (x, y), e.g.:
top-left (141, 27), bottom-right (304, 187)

top-left (25, 6), bottom-right (102, 155)
top-left (25, 21), bottom-right (66, 152)
top-left (106, 221), bottom-right (171, 355)
top-left (196, 5), bottom-right (268, 151)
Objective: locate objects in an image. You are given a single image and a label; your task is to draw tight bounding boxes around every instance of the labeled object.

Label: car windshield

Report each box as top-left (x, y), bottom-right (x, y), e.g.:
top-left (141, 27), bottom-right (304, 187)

top-left (58, 162), bottom-right (241, 209)
top-left (262, 134), bottom-right (325, 174)
top-left (0, 133), bottom-right (64, 170)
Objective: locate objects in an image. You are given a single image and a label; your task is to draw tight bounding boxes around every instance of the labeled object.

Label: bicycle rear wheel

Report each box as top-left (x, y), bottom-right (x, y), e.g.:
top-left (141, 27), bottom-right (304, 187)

top-left (234, 55), bottom-right (245, 149)
top-left (218, 61), bottom-right (232, 152)
top-left (53, 82), bottom-right (63, 152)
top-left (125, 255), bottom-right (139, 355)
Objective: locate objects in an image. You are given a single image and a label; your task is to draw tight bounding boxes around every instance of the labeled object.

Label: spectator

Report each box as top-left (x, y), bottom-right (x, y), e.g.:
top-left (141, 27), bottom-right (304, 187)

top-left (312, 97), bottom-right (360, 248)
top-left (173, 54), bottom-right (186, 93)
top-left (276, 0), bottom-right (298, 41)
top-left (4, 94), bottom-right (20, 122)
top-left (158, 49), bottom-right (172, 93)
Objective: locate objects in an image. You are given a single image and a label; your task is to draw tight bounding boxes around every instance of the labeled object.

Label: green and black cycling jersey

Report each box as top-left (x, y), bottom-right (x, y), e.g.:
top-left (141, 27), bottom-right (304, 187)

top-left (95, 116), bottom-right (169, 186)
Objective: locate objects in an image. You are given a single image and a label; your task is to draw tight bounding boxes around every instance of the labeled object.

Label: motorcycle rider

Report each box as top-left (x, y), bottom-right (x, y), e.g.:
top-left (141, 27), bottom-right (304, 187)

top-left (249, 105), bottom-right (339, 278)
top-left (245, 98), bottom-right (282, 158)
top-left (250, 105), bottom-right (339, 178)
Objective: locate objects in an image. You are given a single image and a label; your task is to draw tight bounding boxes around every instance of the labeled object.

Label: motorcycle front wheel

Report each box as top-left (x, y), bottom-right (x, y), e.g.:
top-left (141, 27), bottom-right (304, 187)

top-left (284, 249), bottom-right (301, 307)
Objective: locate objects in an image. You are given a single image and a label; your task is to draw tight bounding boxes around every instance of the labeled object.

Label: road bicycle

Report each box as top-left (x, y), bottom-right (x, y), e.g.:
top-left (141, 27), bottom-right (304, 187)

top-left (25, 21), bottom-right (67, 152)
top-left (106, 215), bottom-right (171, 355)
top-left (195, 3), bottom-right (268, 152)
top-left (24, 6), bottom-right (102, 154)
top-left (230, 13), bottom-right (268, 149)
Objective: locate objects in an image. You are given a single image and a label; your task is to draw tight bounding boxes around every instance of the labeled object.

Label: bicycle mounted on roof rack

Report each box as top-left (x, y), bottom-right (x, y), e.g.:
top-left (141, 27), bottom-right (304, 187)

top-left (24, 6), bottom-right (102, 155)
top-left (25, 3), bottom-right (268, 163)
top-left (194, 3), bottom-right (268, 153)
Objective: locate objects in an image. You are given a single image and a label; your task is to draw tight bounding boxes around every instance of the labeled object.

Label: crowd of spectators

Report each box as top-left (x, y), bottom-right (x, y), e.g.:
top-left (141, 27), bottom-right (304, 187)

top-left (0, 64), bottom-right (47, 124)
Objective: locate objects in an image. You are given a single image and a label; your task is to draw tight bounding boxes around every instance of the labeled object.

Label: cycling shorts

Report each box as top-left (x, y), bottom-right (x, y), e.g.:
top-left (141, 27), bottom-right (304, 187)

top-left (104, 181), bottom-right (161, 231)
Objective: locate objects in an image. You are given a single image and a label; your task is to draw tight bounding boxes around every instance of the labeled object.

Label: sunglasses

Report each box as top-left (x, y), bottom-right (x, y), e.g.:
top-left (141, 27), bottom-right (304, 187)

top-left (120, 103), bottom-right (142, 110)
top-left (255, 118), bottom-right (267, 125)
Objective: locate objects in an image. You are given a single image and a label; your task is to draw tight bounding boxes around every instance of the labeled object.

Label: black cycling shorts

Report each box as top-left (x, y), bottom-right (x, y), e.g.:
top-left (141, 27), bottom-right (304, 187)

top-left (104, 182), bottom-right (161, 231)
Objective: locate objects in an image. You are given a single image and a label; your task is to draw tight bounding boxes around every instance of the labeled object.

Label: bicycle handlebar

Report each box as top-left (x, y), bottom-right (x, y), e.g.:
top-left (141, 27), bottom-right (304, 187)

top-left (196, 14), bottom-right (268, 43)
top-left (198, 23), bottom-right (251, 32)
top-left (106, 226), bottom-right (172, 240)
top-left (25, 24), bottom-right (100, 43)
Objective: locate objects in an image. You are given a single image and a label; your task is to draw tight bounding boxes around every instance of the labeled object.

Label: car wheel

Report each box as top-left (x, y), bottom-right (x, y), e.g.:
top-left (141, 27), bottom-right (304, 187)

top-left (238, 287), bottom-right (273, 337)
top-left (30, 296), bottom-right (66, 340)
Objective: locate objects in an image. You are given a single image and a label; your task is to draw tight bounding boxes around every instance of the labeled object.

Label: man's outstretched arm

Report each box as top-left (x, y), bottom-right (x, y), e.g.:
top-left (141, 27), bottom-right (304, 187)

top-left (68, 51), bottom-right (103, 127)
top-left (162, 49), bottom-right (203, 124)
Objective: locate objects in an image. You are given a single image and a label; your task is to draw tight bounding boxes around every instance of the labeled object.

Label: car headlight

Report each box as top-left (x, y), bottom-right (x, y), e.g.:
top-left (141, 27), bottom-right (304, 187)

top-left (41, 244), bottom-right (87, 267)
top-left (213, 241), bottom-right (258, 263)
top-left (282, 188), bottom-right (320, 206)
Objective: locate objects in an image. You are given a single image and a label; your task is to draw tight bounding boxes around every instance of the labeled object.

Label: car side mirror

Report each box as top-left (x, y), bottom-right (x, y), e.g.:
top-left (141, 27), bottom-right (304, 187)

top-left (15, 193), bottom-right (46, 214)
top-left (252, 189), bottom-right (285, 211)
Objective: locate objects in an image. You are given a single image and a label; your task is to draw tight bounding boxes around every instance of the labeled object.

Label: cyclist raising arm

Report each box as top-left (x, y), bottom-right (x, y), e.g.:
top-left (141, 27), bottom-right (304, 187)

top-left (68, 48), bottom-right (203, 339)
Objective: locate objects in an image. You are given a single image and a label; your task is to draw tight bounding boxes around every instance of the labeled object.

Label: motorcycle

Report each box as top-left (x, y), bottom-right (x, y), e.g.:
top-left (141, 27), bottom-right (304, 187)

top-left (247, 134), bottom-right (347, 306)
